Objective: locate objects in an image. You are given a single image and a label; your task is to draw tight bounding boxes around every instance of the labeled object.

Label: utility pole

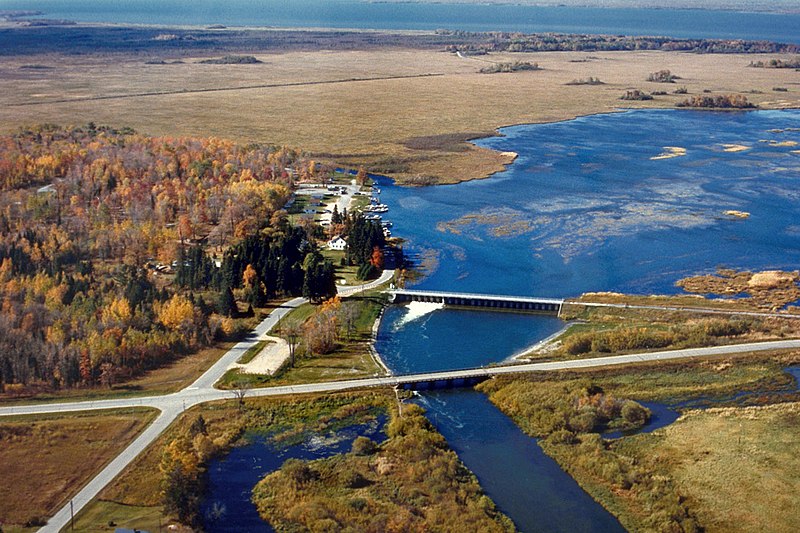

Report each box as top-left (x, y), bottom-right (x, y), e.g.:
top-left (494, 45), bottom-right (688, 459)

top-left (70, 499), bottom-right (74, 530)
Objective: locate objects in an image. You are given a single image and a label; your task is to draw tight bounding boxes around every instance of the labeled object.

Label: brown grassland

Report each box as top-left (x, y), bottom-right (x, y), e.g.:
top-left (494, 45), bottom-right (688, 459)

top-left (1, 44), bottom-right (798, 184)
top-left (0, 408), bottom-right (157, 530)
top-left (636, 402), bottom-right (800, 533)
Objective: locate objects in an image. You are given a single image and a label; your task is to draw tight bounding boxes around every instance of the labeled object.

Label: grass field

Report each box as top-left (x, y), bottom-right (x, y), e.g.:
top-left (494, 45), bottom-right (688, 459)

top-left (1, 45), bottom-right (797, 184)
top-left (0, 408), bottom-right (157, 530)
top-left (641, 402), bottom-right (800, 532)
top-left (219, 294), bottom-right (386, 388)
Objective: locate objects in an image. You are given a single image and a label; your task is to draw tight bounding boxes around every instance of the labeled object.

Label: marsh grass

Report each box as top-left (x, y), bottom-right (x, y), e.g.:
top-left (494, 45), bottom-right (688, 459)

top-left (1, 49), bottom-right (797, 184)
top-left (479, 356), bottom-right (800, 532)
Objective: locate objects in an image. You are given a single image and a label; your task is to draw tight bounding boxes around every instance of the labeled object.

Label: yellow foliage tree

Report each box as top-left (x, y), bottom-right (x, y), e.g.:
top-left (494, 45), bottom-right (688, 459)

top-left (243, 263), bottom-right (258, 287)
top-left (102, 296), bottom-right (133, 327)
top-left (156, 294), bottom-right (195, 331)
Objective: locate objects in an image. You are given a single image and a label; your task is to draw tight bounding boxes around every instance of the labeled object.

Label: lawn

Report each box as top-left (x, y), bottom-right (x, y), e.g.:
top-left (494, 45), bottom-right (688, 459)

top-left (219, 294), bottom-right (387, 388)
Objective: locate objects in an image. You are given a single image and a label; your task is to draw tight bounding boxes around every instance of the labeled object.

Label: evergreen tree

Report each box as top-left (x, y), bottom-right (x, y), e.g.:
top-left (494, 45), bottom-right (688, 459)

top-left (218, 285), bottom-right (237, 317)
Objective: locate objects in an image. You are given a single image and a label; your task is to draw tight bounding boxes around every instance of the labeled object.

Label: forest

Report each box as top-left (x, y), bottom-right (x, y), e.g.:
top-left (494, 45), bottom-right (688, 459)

top-left (0, 124), bottom-right (341, 393)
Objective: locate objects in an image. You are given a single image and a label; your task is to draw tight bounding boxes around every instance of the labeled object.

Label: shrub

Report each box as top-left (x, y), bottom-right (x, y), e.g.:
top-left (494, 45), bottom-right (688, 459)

top-left (676, 94), bottom-right (755, 108)
top-left (621, 89), bottom-right (653, 101)
top-left (565, 76), bottom-right (603, 85)
top-left (351, 436), bottom-right (378, 456)
top-left (479, 61), bottom-right (541, 74)
top-left (647, 69), bottom-right (680, 83)
top-left (282, 458), bottom-right (316, 486)
top-left (341, 470), bottom-right (371, 489)
top-left (547, 428), bottom-right (578, 445)
top-left (621, 401), bottom-right (650, 426)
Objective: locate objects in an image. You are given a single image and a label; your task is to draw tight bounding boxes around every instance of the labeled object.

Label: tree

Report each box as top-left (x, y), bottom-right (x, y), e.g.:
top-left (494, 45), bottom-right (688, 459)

top-left (281, 320), bottom-right (302, 367)
top-left (232, 377), bottom-right (251, 409)
top-left (218, 285), bottom-right (238, 317)
top-left (156, 294), bottom-right (195, 331)
top-left (370, 246), bottom-right (384, 270)
top-left (356, 166), bottom-right (368, 186)
top-left (339, 301), bottom-right (360, 341)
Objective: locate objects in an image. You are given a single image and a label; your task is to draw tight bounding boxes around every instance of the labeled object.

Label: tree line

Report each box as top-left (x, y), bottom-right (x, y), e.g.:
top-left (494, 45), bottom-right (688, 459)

top-left (0, 124), bottom-right (328, 393)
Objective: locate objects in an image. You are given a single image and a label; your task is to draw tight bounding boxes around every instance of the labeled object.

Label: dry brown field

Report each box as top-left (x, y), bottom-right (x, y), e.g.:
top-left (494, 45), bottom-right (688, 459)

top-left (643, 402), bottom-right (800, 533)
top-left (1, 45), bottom-right (798, 184)
top-left (0, 408), bottom-right (157, 529)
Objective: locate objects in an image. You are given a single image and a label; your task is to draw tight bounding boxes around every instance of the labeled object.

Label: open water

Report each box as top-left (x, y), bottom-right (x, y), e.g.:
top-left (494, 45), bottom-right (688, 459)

top-left (5, 0), bottom-right (800, 42)
top-left (371, 109), bottom-right (800, 530)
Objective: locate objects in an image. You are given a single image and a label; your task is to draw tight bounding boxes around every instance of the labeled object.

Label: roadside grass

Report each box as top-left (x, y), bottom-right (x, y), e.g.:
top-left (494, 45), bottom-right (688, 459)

top-left (219, 294), bottom-right (386, 388)
top-left (69, 501), bottom-right (164, 533)
top-left (0, 408), bottom-right (158, 530)
top-left (479, 354), bottom-right (800, 532)
top-left (525, 294), bottom-right (800, 362)
top-left (237, 340), bottom-right (271, 364)
top-left (1, 49), bottom-right (796, 184)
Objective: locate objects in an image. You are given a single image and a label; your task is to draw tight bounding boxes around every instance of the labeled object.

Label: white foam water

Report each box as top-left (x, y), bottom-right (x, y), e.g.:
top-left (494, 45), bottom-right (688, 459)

top-left (394, 301), bottom-right (444, 329)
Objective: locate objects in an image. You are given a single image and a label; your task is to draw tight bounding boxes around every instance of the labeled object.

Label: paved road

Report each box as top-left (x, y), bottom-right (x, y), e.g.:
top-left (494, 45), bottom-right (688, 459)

top-left (575, 299), bottom-right (800, 320)
top-left (14, 271), bottom-right (394, 532)
top-left (7, 270), bottom-right (794, 532)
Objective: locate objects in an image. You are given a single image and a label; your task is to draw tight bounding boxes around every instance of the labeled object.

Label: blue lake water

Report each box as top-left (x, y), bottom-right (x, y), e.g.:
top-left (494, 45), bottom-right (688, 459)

top-left (6, 0), bottom-right (800, 42)
top-left (380, 109), bottom-right (800, 298)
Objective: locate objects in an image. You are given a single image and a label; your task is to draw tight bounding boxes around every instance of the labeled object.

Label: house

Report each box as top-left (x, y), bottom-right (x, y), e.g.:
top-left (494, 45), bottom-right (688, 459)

top-left (326, 236), bottom-right (347, 251)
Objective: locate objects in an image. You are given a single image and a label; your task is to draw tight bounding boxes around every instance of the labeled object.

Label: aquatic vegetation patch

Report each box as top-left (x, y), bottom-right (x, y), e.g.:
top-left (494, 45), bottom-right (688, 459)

top-left (677, 267), bottom-right (800, 309)
top-left (437, 207), bottom-right (536, 238)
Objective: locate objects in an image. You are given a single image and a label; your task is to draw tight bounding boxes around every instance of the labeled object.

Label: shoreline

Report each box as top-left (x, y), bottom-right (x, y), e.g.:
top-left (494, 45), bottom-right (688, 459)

top-left (369, 306), bottom-right (392, 376)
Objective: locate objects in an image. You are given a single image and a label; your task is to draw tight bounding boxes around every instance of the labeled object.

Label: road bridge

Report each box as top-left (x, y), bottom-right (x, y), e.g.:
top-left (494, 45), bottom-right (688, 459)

top-left (390, 289), bottom-right (564, 314)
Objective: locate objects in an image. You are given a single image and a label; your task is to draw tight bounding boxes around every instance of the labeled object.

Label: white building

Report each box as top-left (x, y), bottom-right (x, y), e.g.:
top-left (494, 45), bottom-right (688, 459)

top-left (326, 236), bottom-right (348, 251)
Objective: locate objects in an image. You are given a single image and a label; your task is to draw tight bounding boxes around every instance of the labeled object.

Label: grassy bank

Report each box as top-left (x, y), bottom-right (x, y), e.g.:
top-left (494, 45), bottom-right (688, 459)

top-left (527, 295), bottom-right (800, 361)
top-left (478, 354), bottom-right (800, 532)
top-left (253, 402), bottom-right (515, 532)
top-left (219, 294), bottom-right (387, 388)
top-left (0, 408), bottom-right (157, 530)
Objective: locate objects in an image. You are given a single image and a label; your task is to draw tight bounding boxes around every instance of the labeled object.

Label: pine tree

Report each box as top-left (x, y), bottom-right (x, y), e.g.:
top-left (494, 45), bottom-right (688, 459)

top-left (218, 285), bottom-right (237, 317)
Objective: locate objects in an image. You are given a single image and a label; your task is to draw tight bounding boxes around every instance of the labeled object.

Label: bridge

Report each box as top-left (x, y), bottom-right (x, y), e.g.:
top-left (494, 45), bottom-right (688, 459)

top-left (389, 289), bottom-right (564, 314)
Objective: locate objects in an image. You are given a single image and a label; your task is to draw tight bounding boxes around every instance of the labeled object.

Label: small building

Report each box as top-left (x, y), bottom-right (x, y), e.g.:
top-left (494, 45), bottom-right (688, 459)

top-left (326, 236), bottom-right (347, 251)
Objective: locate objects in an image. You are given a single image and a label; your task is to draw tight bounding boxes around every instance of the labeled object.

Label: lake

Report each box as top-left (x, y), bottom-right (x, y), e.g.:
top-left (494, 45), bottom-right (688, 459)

top-left (379, 109), bottom-right (800, 299)
top-left (5, 0), bottom-right (800, 42)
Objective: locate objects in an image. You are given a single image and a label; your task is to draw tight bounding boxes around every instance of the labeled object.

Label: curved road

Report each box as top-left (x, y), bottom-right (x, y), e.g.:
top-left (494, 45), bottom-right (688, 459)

top-left (4, 274), bottom-right (797, 531)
